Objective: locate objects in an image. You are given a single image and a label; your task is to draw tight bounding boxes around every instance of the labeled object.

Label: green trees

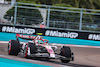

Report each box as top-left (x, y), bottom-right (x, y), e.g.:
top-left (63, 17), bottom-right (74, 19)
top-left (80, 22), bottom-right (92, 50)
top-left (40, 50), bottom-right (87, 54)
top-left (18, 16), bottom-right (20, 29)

top-left (4, 0), bottom-right (100, 31)
top-left (6, 0), bottom-right (100, 9)
top-left (16, 0), bottom-right (100, 9)
top-left (4, 7), bottom-right (42, 25)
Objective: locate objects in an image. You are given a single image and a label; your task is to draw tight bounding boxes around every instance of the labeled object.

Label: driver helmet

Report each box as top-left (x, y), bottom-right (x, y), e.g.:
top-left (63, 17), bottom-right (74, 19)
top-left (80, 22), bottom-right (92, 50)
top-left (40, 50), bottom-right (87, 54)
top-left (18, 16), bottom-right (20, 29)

top-left (38, 40), bottom-right (43, 44)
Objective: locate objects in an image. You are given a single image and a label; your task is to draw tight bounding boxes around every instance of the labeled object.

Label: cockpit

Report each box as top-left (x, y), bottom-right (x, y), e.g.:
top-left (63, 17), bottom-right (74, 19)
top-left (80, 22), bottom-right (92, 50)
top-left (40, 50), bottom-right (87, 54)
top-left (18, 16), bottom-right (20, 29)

top-left (37, 40), bottom-right (44, 44)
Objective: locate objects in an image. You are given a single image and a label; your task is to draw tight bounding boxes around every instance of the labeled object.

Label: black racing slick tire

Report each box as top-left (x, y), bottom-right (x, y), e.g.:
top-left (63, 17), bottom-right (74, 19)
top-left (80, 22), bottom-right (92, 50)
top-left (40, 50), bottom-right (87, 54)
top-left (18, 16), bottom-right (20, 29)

top-left (24, 42), bottom-right (36, 58)
top-left (8, 40), bottom-right (20, 56)
top-left (60, 46), bottom-right (71, 63)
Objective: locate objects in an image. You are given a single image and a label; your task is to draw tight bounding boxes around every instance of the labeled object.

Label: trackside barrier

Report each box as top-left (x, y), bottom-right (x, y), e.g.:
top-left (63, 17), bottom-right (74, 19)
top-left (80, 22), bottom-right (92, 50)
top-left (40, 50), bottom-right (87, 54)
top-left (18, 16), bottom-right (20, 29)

top-left (0, 24), bottom-right (100, 41)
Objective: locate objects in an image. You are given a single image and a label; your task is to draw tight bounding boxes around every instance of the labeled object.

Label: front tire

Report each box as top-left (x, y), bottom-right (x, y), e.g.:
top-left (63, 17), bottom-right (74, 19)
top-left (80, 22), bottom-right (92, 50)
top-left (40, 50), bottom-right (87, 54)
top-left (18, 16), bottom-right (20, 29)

top-left (8, 40), bottom-right (20, 56)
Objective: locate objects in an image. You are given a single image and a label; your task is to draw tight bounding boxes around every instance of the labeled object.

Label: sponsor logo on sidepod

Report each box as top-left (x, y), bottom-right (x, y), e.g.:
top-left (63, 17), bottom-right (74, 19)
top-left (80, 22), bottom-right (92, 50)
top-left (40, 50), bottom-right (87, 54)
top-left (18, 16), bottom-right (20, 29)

top-left (2, 26), bottom-right (35, 34)
top-left (45, 30), bottom-right (78, 38)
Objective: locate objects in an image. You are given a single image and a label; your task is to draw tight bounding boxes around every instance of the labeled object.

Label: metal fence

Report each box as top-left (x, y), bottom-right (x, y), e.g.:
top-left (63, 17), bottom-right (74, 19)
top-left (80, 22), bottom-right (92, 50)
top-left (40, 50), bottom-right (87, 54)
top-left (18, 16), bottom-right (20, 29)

top-left (1, 2), bottom-right (100, 32)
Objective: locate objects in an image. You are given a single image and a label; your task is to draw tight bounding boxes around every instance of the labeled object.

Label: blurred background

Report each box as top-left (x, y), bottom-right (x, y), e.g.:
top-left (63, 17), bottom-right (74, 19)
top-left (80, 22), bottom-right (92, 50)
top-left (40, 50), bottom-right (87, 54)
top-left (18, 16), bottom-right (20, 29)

top-left (1, 0), bottom-right (100, 32)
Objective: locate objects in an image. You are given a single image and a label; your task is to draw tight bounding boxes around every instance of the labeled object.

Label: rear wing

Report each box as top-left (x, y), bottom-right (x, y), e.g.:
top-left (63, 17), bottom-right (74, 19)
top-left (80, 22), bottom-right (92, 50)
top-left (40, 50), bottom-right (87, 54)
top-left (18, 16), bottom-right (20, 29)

top-left (16, 34), bottom-right (49, 43)
top-left (16, 34), bottom-right (36, 40)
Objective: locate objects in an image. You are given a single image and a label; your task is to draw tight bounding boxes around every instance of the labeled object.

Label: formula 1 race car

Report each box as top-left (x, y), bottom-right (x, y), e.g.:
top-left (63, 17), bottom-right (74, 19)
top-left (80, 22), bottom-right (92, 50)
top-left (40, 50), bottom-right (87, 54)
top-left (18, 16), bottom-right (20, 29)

top-left (8, 34), bottom-right (74, 63)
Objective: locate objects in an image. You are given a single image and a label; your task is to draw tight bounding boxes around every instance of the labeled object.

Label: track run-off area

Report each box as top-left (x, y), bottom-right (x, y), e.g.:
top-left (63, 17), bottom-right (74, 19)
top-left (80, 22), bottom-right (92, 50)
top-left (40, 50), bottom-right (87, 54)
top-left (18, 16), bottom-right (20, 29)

top-left (0, 32), bottom-right (100, 67)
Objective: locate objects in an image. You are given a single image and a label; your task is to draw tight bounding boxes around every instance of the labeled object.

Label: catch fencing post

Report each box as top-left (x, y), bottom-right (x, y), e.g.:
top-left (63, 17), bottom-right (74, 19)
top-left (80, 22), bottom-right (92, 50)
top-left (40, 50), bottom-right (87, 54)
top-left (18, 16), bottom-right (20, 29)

top-left (79, 9), bottom-right (83, 31)
top-left (47, 6), bottom-right (51, 27)
top-left (14, 2), bottom-right (17, 25)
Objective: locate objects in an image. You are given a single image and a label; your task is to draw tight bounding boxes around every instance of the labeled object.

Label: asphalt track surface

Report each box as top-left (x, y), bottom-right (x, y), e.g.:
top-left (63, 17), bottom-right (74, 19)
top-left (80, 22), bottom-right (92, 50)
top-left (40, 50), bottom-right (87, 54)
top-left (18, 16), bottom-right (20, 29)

top-left (0, 43), bottom-right (100, 67)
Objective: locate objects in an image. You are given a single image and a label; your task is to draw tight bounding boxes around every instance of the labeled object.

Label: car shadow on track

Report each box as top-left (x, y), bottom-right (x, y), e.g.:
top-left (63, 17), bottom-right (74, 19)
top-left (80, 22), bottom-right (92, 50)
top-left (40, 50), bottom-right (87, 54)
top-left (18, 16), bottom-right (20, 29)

top-left (31, 58), bottom-right (96, 67)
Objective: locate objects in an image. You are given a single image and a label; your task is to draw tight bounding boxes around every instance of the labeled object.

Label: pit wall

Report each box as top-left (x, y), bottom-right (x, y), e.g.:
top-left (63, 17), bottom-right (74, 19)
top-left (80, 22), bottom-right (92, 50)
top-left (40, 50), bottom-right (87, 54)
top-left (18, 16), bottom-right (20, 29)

top-left (0, 24), bottom-right (100, 46)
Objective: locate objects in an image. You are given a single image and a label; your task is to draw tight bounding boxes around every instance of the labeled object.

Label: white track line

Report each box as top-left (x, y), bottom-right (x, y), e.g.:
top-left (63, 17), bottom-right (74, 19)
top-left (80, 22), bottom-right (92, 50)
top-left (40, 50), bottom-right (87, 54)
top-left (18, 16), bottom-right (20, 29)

top-left (0, 41), bottom-right (100, 48)
top-left (0, 41), bottom-right (8, 43)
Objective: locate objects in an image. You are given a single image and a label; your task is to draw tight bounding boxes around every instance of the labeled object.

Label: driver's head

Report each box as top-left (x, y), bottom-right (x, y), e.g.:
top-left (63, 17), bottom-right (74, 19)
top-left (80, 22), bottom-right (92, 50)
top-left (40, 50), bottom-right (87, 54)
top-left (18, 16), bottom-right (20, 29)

top-left (38, 40), bottom-right (43, 44)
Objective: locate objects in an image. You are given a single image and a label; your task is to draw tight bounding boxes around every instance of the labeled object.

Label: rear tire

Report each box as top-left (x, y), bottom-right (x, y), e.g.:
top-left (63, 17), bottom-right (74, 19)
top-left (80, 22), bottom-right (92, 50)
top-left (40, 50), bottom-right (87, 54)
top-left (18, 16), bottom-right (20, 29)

top-left (60, 46), bottom-right (71, 63)
top-left (8, 40), bottom-right (20, 56)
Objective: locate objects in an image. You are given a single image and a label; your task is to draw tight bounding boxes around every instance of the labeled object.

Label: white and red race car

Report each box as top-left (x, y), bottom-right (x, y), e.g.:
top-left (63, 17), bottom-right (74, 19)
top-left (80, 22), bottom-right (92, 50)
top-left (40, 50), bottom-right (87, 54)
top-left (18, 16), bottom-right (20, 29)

top-left (8, 34), bottom-right (74, 63)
